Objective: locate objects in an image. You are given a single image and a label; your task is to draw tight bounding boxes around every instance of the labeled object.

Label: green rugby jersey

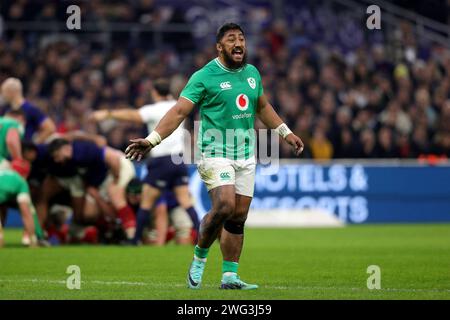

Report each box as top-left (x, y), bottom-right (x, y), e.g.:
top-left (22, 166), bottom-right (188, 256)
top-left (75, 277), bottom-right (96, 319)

top-left (0, 117), bottom-right (24, 160)
top-left (0, 169), bottom-right (30, 204)
top-left (180, 58), bottom-right (264, 159)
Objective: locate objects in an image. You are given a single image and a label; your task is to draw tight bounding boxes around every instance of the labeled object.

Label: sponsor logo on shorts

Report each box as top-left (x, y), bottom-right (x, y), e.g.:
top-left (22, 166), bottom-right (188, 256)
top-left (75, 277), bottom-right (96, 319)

top-left (155, 180), bottom-right (167, 188)
top-left (219, 172), bottom-right (231, 181)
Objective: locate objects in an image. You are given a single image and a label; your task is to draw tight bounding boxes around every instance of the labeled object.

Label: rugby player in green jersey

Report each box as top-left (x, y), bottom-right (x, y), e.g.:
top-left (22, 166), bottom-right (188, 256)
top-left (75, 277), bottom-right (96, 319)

top-left (125, 23), bottom-right (304, 290)
top-left (0, 110), bottom-right (45, 246)
top-left (0, 110), bottom-right (26, 170)
top-left (0, 168), bottom-right (41, 248)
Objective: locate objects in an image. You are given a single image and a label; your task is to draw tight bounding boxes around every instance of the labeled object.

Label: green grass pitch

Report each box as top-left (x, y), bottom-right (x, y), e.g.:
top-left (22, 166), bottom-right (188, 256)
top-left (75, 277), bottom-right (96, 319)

top-left (1, 224), bottom-right (449, 299)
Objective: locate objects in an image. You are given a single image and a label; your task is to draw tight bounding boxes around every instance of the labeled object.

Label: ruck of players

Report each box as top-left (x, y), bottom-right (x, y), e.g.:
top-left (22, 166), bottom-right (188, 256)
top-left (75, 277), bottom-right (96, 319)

top-left (0, 76), bottom-right (199, 248)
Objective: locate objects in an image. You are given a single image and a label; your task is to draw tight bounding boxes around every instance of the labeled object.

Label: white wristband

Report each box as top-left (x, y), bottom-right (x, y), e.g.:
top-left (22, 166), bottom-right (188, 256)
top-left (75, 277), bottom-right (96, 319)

top-left (275, 123), bottom-right (292, 139)
top-left (145, 131), bottom-right (162, 147)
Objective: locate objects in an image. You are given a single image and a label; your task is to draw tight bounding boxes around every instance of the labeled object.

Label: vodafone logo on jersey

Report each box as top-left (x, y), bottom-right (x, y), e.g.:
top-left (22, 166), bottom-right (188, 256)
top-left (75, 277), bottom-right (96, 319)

top-left (235, 94), bottom-right (249, 111)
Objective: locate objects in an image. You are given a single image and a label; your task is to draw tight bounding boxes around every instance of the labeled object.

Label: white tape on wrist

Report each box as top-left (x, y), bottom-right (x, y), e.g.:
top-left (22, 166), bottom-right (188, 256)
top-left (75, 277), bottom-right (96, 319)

top-left (275, 123), bottom-right (293, 139)
top-left (145, 131), bottom-right (162, 147)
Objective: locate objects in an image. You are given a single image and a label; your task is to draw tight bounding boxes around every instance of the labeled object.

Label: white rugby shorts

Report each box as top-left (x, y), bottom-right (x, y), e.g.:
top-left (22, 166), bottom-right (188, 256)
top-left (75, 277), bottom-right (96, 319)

top-left (197, 156), bottom-right (256, 197)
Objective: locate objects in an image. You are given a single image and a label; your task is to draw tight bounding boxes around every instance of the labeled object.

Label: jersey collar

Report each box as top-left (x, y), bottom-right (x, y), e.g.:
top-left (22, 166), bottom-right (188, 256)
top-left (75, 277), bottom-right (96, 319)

top-left (214, 58), bottom-right (245, 73)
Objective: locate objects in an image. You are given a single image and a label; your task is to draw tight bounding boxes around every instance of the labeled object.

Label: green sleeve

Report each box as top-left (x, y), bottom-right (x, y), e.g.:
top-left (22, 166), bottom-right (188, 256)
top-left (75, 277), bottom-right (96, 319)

top-left (5, 119), bottom-right (23, 136)
top-left (255, 68), bottom-right (264, 98)
top-left (179, 70), bottom-right (206, 105)
top-left (18, 177), bottom-right (30, 194)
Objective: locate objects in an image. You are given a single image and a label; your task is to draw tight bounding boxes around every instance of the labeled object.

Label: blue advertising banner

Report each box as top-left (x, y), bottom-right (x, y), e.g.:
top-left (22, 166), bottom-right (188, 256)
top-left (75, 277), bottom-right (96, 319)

top-left (5, 163), bottom-right (450, 227)
top-left (183, 163), bottom-right (450, 224)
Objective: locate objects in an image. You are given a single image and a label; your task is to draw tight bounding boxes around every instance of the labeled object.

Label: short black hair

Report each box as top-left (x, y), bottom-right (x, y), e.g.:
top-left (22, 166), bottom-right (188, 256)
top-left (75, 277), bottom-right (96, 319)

top-left (153, 78), bottom-right (171, 97)
top-left (48, 138), bottom-right (70, 155)
top-left (5, 108), bottom-right (25, 118)
top-left (126, 178), bottom-right (143, 195)
top-left (22, 141), bottom-right (38, 154)
top-left (216, 22), bottom-right (244, 43)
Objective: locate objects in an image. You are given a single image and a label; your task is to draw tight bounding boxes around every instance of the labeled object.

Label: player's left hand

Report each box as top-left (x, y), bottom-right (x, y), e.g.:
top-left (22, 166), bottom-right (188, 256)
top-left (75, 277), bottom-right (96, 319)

top-left (125, 138), bottom-right (153, 161)
top-left (285, 133), bottom-right (304, 156)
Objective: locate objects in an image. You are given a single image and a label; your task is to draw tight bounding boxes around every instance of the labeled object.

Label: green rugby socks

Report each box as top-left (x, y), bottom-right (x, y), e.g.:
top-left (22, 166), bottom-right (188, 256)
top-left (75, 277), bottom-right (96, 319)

top-left (222, 260), bottom-right (239, 276)
top-left (194, 245), bottom-right (209, 261)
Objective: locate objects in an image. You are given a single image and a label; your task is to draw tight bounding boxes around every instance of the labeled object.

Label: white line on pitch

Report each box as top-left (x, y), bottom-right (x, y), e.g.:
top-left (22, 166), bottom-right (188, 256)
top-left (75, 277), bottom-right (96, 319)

top-left (0, 279), bottom-right (449, 294)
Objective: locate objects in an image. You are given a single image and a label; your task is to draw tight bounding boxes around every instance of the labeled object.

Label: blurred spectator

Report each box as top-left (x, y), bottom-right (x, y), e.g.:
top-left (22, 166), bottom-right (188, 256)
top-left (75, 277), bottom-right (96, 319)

top-left (410, 125), bottom-right (432, 157)
top-left (334, 127), bottom-right (359, 158)
top-left (359, 128), bottom-right (378, 158)
top-left (376, 126), bottom-right (399, 158)
top-left (379, 100), bottom-right (412, 135)
top-left (310, 127), bottom-right (333, 159)
top-left (0, 0), bottom-right (448, 160)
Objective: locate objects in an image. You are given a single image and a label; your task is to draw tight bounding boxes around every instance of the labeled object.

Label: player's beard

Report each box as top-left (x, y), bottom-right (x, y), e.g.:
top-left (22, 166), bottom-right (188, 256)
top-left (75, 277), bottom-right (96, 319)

top-left (222, 50), bottom-right (247, 70)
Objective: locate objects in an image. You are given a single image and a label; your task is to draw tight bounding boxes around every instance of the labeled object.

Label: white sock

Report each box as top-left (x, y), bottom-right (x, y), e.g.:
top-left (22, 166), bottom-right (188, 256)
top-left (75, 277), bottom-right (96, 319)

top-left (223, 272), bottom-right (237, 277)
top-left (194, 255), bottom-right (207, 263)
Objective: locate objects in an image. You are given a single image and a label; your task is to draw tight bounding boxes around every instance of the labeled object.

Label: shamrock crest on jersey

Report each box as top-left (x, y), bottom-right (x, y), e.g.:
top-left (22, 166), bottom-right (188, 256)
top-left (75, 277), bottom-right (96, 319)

top-left (247, 77), bottom-right (256, 89)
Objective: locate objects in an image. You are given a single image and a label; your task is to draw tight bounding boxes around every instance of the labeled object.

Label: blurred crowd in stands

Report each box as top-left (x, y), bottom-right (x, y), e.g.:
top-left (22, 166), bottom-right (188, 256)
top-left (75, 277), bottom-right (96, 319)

top-left (0, 0), bottom-right (449, 159)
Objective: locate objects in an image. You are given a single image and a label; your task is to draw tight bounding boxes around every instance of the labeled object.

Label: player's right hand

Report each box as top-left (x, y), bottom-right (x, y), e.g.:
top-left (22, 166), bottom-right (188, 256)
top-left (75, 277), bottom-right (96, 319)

top-left (125, 138), bottom-right (153, 161)
top-left (89, 110), bottom-right (109, 122)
